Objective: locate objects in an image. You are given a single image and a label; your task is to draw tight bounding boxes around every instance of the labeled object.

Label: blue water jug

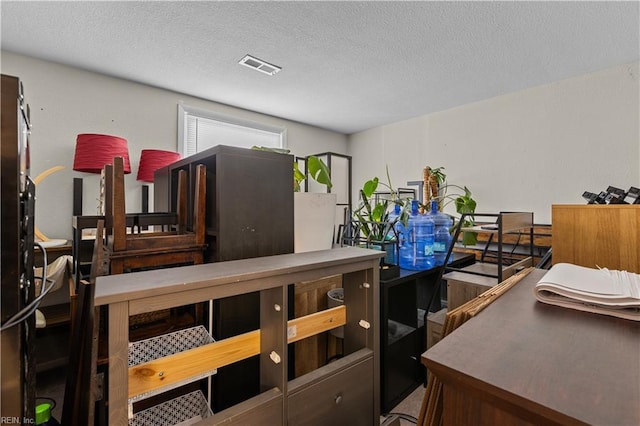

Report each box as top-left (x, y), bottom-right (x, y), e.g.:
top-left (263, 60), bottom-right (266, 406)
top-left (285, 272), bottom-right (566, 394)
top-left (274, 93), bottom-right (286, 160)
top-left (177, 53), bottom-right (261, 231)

top-left (427, 200), bottom-right (453, 265)
top-left (414, 207), bottom-right (435, 270)
top-left (400, 200), bottom-right (435, 270)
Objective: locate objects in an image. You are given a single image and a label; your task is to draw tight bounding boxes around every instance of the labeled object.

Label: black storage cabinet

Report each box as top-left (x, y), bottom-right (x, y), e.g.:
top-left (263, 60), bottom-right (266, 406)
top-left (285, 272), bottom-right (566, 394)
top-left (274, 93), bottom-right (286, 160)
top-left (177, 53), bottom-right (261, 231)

top-left (154, 145), bottom-right (294, 411)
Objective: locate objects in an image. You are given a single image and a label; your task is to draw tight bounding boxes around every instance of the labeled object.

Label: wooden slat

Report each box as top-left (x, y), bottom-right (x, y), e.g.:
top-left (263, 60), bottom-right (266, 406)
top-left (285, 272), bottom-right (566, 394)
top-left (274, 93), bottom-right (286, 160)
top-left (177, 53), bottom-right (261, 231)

top-left (128, 329), bottom-right (261, 399)
top-left (123, 234), bottom-right (204, 251)
top-left (128, 305), bottom-right (347, 399)
top-left (288, 305), bottom-right (346, 344)
top-left (501, 256), bottom-right (534, 279)
top-left (111, 158), bottom-right (127, 252)
top-left (108, 301), bottom-right (130, 425)
top-left (193, 164), bottom-right (206, 246)
top-left (177, 170), bottom-right (187, 234)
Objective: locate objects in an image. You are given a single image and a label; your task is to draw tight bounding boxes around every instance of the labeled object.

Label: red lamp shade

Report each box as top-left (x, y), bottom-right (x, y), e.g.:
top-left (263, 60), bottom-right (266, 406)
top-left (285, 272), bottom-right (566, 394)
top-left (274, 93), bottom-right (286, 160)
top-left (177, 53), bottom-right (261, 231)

top-left (137, 149), bottom-right (181, 182)
top-left (73, 133), bottom-right (131, 174)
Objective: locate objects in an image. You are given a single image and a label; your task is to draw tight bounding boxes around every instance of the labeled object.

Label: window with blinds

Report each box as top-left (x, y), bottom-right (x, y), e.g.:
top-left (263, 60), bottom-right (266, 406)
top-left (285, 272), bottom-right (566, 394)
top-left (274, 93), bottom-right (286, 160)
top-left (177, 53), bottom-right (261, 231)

top-left (178, 104), bottom-right (286, 157)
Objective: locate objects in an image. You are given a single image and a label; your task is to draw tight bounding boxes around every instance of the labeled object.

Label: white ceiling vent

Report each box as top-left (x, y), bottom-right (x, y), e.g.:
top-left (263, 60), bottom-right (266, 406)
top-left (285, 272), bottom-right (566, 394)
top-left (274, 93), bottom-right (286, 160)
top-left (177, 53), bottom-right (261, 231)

top-left (239, 54), bottom-right (282, 76)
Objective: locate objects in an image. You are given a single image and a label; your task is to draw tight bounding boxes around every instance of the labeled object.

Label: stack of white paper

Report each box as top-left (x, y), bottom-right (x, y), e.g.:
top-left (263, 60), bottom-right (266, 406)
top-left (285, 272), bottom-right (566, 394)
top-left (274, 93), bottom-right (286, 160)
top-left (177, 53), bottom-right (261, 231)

top-left (535, 263), bottom-right (640, 321)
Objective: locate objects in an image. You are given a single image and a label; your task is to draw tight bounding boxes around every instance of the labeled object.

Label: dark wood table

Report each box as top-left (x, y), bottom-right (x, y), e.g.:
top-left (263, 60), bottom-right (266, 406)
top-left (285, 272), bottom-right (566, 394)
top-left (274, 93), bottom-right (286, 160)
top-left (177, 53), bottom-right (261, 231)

top-left (422, 268), bottom-right (640, 426)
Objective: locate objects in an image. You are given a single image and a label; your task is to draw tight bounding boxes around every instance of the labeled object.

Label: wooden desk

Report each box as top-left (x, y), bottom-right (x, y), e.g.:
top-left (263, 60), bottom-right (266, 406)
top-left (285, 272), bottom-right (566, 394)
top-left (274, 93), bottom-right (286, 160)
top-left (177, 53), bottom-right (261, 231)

top-left (422, 269), bottom-right (640, 426)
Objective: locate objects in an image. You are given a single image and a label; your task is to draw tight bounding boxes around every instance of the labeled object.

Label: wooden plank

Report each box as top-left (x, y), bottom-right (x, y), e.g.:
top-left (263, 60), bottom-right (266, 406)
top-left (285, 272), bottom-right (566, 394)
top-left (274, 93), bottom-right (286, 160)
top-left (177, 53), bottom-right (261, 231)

top-left (128, 305), bottom-right (347, 399)
top-left (193, 165), bottom-right (206, 246)
top-left (111, 158), bottom-right (127, 252)
top-left (288, 305), bottom-right (346, 344)
top-left (128, 330), bottom-right (261, 399)
top-left (95, 248), bottom-right (382, 308)
top-left (122, 235), bottom-right (204, 252)
top-left (501, 256), bottom-right (534, 279)
top-left (108, 302), bottom-right (129, 425)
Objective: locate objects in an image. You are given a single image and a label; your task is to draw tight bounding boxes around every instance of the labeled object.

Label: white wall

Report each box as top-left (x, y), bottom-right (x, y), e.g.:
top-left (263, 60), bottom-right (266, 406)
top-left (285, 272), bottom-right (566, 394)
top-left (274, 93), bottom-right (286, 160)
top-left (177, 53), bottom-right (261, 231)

top-left (1, 51), bottom-right (348, 240)
top-left (3, 51), bottom-right (638, 237)
top-left (349, 62), bottom-right (640, 224)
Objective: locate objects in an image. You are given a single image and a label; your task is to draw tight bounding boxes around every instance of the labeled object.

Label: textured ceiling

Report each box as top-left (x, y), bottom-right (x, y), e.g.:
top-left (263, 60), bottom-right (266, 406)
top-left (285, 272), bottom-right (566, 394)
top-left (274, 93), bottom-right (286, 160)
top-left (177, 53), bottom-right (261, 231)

top-left (2, 1), bottom-right (639, 135)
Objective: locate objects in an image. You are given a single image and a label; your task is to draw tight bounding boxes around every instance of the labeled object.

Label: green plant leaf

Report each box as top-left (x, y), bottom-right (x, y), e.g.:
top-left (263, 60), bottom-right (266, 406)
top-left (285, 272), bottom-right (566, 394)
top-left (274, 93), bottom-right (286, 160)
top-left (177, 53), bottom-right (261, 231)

top-left (293, 162), bottom-right (305, 192)
top-left (362, 177), bottom-right (379, 198)
top-left (462, 231), bottom-right (478, 246)
top-left (455, 193), bottom-right (476, 215)
top-left (307, 156), bottom-right (333, 189)
top-left (372, 202), bottom-right (386, 222)
top-left (429, 166), bottom-right (447, 187)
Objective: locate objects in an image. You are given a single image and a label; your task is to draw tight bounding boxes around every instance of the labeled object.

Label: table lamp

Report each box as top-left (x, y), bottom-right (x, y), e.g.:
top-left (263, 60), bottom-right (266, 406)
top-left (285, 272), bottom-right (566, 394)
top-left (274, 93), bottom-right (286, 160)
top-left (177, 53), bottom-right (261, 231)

top-left (72, 133), bottom-right (130, 215)
top-left (136, 149), bottom-right (181, 212)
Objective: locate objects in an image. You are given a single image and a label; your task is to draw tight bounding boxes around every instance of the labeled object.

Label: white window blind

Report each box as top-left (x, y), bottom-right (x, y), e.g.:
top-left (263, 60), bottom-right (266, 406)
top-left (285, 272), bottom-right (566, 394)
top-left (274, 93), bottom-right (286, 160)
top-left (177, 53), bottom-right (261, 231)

top-left (179, 104), bottom-right (286, 157)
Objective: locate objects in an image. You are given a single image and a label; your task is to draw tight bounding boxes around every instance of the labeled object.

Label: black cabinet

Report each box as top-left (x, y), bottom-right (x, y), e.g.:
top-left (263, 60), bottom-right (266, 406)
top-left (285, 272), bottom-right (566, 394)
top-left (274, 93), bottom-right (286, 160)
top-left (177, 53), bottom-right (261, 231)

top-left (154, 145), bottom-right (294, 411)
top-left (154, 145), bottom-right (294, 263)
top-left (379, 253), bottom-right (474, 413)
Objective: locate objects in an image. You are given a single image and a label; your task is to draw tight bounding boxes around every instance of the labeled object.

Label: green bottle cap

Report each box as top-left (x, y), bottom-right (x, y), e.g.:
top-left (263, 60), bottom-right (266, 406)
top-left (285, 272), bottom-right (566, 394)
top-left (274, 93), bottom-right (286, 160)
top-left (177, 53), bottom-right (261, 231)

top-left (35, 403), bottom-right (51, 425)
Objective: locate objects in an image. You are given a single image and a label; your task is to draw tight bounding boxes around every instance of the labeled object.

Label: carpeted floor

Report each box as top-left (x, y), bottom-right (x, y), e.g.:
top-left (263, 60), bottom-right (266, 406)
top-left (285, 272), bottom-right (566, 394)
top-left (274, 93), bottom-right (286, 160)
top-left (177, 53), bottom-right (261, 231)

top-left (380, 384), bottom-right (425, 425)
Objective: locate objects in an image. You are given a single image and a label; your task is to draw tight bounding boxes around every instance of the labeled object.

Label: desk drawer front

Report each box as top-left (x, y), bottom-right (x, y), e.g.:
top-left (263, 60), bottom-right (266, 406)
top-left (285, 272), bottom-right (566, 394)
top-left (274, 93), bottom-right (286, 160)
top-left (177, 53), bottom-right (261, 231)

top-left (288, 357), bottom-right (373, 426)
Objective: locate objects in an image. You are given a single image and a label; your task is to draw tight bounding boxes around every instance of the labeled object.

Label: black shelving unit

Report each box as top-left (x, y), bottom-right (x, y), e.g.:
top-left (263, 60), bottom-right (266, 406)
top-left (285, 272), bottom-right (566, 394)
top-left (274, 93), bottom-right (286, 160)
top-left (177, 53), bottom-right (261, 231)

top-left (379, 252), bottom-right (475, 413)
top-left (154, 145), bottom-right (295, 412)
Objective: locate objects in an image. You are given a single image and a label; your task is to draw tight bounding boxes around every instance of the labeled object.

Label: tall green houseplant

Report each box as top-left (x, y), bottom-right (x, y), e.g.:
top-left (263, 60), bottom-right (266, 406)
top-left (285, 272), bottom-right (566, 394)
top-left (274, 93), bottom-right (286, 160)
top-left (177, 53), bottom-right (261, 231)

top-left (423, 166), bottom-right (478, 246)
top-left (352, 168), bottom-right (409, 244)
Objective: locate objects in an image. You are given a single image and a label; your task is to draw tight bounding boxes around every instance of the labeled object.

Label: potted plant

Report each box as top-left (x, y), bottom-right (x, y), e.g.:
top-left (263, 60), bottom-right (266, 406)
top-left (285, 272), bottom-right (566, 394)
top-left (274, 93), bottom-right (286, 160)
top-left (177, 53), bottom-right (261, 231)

top-left (349, 168), bottom-right (409, 276)
top-left (423, 166), bottom-right (478, 245)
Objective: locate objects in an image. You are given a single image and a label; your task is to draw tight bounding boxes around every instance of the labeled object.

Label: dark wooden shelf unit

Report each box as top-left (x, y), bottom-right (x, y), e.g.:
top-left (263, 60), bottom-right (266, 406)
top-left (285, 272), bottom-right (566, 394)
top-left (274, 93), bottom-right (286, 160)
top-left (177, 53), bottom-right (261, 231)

top-left (154, 145), bottom-right (295, 411)
top-left (379, 253), bottom-right (474, 413)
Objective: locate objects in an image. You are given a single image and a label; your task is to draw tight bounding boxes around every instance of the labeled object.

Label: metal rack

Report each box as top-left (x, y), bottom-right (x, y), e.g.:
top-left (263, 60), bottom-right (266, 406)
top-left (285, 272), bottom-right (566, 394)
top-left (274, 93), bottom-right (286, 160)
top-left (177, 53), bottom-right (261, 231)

top-left (442, 212), bottom-right (534, 283)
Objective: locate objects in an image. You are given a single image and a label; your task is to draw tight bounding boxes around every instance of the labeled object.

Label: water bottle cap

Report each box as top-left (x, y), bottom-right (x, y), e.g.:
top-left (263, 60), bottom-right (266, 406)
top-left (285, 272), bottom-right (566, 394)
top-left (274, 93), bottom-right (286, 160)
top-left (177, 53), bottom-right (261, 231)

top-left (35, 403), bottom-right (52, 424)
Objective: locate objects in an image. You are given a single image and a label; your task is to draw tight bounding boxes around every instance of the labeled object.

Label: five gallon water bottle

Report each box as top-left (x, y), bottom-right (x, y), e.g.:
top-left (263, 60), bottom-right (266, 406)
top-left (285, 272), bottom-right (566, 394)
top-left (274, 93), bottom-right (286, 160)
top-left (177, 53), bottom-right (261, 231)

top-left (414, 205), bottom-right (435, 269)
top-left (400, 200), bottom-right (435, 270)
top-left (427, 200), bottom-right (453, 266)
